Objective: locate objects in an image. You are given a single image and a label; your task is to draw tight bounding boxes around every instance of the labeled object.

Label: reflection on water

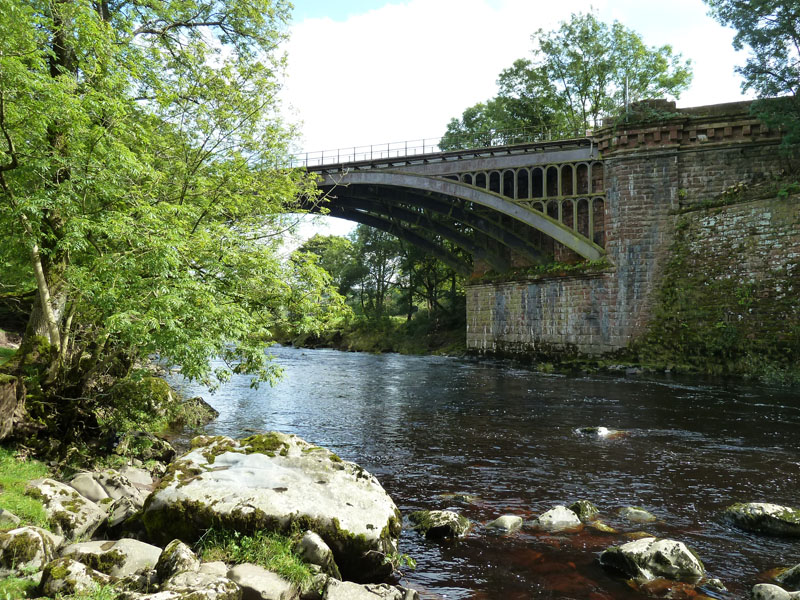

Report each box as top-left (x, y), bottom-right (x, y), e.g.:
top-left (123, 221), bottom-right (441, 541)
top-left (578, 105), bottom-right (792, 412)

top-left (169, 346), bottom-right (800, 599)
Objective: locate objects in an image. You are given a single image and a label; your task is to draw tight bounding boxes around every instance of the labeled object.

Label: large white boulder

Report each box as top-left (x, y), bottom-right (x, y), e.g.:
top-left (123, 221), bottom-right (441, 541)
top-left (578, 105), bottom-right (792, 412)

top-left (143, 433), bottom-right (401, 582)
top-left (40, 557), bottom-right (112, 597)
top-left (534, 506), bottom-right (582, 532)
top-left (724, 503), bottom-right (800, 537)
top-left (27, 478), bottom-right (106, 540)
top-left (323, 580), bottom-right (419, 600)
top-left (227, 563), bottom-right (299, 600)
top-left (69, 469), bottom-right (146, 507)
top-left (599, 537), bottom-right (705, 582)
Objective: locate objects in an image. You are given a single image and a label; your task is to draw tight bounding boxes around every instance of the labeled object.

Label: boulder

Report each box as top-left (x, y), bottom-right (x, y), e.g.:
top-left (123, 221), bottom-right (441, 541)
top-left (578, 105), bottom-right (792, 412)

top-left (534, 506), bottom-right (582, 532)
top-left (155, 539), bottom-right (200, 582)
top-left (40, 557), bottom-right (112, 596)
top-left (228, 563), bottom-right (300, 600)
top-left (200, 561), bottom-right (229, 577)
top-left (724, 503), bottom-right (800, 537)
top-left (618, 506), bottom-right (657, 524)
top-left (162, 570), bottom-right (242, 600)
top-left (569, 500), bottom-right (599, 522)
top-left (26, 478), bottom-right (106, 540)
top-left (143, 433), bottom-right (401, 583)
top-left (575, 426), bottom-right (623, 438)
top-left (294, 531), bottom-right (341, 579)
top-left (61, 538), bottom-right (161, 579)
top-left (777, 564), bottom-right (800, 590)
top-left (119, 466), bottom-right (155, 490)
top-left (0, 526), bottom-right (62, 574)
top-left (69, 469), bottom-right (146, 507)
top-left (0, 509), bottom-right (21, 529)
top-left (599, 537), bottom-right (705, 582)
top-left (753, 584), bottom-right (800, 600)
top-left (323, 580), bottom-right (419, 600)
top-left (408, 510), bottom-right (470, 539)
top-left (107, 496), bottom-right (142, 530)
top-left (485, 515), bottom-right (523, 532)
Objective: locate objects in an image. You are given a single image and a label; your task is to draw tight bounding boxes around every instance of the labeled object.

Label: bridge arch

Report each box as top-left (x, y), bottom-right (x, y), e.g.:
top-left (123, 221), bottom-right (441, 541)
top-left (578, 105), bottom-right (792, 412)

top-left (320, 171), bottom-right (604, 261)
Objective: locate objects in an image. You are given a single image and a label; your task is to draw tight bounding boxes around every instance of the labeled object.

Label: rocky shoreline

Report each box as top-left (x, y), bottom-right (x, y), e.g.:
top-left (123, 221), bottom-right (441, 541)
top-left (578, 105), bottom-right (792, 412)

top-left (1, 423), bottom-right (800, 599)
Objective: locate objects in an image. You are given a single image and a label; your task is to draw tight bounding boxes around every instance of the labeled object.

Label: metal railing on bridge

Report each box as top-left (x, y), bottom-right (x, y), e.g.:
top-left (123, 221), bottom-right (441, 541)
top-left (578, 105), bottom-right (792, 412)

top-left (290, 125), bottom-right (586, 168)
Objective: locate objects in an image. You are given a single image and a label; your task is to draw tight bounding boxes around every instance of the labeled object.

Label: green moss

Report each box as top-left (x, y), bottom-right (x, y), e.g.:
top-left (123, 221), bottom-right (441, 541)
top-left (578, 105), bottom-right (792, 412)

top-left (242, 433), bottom-right (289, 456)
top-left (328, 454), bottom-right (342, 463)
top-left (0, 531), bottom-right (39, 566)
top-left (78, 548), bottom-right (126, 574)
top-left (0, 574), bottom-right (39, 598)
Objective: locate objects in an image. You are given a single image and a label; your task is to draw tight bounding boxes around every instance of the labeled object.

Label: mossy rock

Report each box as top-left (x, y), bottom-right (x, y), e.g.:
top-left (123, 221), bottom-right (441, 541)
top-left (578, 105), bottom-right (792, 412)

top-left (724, 503), bottom-right (800, 537)
top-left (569, 500), bottom-right (599, 522)
top-left (408, 510), bottom-right (470, 539)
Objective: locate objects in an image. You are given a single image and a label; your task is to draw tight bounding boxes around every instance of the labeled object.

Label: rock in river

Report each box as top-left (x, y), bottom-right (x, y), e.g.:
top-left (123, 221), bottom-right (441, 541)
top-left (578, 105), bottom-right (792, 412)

top-left (534, 506), bottom-right (582, 532)
top-left (408, 510), bottom-right (470, 539)
top-left (142, 433), bottom-right (401, 583)
top-left (777, 563), bottom-right (800, 590)
top-left (753, 584), bottom-right (800, 600)
top-left (599, 537), bottom-right (705, 582)
top-left (724, 503), bottom-right (800, 537)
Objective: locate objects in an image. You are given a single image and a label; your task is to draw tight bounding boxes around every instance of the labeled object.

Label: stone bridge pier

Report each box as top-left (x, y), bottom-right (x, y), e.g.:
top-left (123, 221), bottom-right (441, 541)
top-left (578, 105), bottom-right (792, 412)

top-left (466, 101), bottom-right (789, 358)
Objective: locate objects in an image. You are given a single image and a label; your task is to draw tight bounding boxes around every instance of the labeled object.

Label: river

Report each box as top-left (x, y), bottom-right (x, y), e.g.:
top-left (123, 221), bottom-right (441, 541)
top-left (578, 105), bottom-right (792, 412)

top-left (169, 346), bottom-right (800, 599)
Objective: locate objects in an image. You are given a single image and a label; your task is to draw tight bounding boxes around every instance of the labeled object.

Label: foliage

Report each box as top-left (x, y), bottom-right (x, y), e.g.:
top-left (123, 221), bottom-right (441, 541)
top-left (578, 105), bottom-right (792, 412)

top-left (0, 0), bottom-right (346, 403)
top-left (441, 12), bottom-right (692, 150)
top-left (0, 346), bottom-right (16, 366)
top-left (195, 528), bottom-right (313, 587)
top-left (0, 445), bottom-right (50, 529)
top-left (0, 574), bottom-right (40, 600)
top-left (705, 0), bottom-right (800, 146)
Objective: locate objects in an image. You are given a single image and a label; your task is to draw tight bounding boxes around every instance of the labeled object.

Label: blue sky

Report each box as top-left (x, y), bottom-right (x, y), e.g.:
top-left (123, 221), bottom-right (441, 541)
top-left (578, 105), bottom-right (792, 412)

top-left (289, 0), bottom-right (396, 22)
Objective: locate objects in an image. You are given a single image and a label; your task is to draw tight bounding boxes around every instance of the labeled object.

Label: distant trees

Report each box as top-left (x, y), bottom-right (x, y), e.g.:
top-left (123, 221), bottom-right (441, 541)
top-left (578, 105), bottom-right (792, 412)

top-left (298, 225), bottom-right (464, 323)
top-left (705, 0), bottom-right (800, 147)
top-left (441, 12), bottom-right (693, 150)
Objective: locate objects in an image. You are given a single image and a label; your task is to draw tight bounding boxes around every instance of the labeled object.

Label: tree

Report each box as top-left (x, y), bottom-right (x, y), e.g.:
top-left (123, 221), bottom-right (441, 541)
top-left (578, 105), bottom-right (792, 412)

top-left (441, 12), bottom-right (693, 148)
top-left (350, 226), bottom-right (402, 319)
top-left (0, 0), bottom-right (344, 399)
top-left (297, 234), bottom-right (364, 298)
top-left (705, 0), bottom-right (800, 146)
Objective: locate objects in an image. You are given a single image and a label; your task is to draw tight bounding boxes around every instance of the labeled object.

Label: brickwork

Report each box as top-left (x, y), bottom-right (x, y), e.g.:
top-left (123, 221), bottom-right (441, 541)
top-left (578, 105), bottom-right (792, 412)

top-left (466, 100), bottom-right (794, 358)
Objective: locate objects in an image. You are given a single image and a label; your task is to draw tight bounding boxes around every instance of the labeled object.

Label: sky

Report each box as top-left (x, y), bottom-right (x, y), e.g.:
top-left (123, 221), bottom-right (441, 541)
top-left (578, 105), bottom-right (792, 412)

top-left (280, 0), bottom-right (752, 239)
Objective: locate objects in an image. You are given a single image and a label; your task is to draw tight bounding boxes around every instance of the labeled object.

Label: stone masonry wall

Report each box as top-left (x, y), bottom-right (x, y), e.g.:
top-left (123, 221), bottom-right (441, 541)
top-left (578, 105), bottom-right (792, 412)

top-left (466, 101), bottom-right (792, 358)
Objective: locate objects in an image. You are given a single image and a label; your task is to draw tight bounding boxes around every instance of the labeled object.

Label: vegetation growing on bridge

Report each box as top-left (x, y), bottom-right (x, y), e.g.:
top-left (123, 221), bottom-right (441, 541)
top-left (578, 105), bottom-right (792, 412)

top-left (440, 11), bottom-right (693, 149)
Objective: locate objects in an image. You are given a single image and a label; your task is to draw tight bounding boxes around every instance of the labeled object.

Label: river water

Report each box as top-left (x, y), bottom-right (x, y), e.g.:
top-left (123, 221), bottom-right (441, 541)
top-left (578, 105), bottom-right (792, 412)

top-left (169, 346), bottom-right (800, 599)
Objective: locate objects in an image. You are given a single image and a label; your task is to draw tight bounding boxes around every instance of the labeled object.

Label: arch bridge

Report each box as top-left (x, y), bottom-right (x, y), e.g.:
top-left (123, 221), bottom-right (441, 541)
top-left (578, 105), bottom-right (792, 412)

top-left (302, 138), bottom-right (607, 275)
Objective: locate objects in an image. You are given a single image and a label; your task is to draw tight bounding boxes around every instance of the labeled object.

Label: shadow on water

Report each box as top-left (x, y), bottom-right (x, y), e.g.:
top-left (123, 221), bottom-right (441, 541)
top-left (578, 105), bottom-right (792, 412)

top-left (168, 346), bottom-right (800, 599)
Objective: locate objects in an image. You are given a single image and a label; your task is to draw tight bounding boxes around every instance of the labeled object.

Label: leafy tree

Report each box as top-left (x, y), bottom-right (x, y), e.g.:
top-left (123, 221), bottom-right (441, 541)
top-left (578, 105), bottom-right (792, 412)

top-left (350, 226), bottom-right (403, 319)
top-left (297, 234), bottom-right (364, 298)
top-left (705, 0), bottom-right (800, 146)
top-left (0, 0), bottom-right (344, 400)
top-left (441, 12), bottom-right (692, 149)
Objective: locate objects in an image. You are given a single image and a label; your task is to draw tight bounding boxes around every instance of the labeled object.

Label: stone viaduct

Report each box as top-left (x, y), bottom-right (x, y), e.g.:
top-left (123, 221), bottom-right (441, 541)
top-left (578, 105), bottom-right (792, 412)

top-left (305, 101), bottom-right (797, 359)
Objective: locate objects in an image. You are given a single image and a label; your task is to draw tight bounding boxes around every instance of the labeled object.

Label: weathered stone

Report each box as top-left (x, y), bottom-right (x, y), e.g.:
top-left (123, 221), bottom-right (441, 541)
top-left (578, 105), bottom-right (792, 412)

top-left (0, 509), bottom-right (21, 528)
top-left (618, 506), bottom-right (657, 523)
top-left (408, 510), bottom-right (470, 539)
top-left (588, 521), bottom-right (617, 533)
top-left (777, 564), bottom-right (800, 591)
top-left (107, 496), bottom-right (141, 529)
top-left (599, 537), bottom-right (705, 582)
top-left (753, 584), bottom-right (800, 600)
top-left (323, 580), bottom-right (419, 600)
top-left (724, 503), bottom-right (800, 537)
top-left (0, 526), bottom-right (62, 574)
top-left (295, 531), bottom-right (341, 579)
top-left (69, 469), bottom-right (146, 507)
top-left (200, 561), bottom-right (229, 577)
top-left (119, 466), bottom-right (155, 490)
top-left (568, 500), bottom-right (599, 522)
top-left (27, 478), bottom-right (106, 540)
top-left (534, 506), bottom-right (582, 531)
top-left (40, 557), bottom-right (112, 596)
top-left (162, 570), bottom-right (242, 600)
top-left (228, 563), bottom-right (299, 600)
top-left (143, 433), bottom-right (401, 583)
top-left (155, 539), bottom-right (200, 582)
top-left (61, 538), bottom-right (161, 578)
top-left (485, 515), bottom-right (523, 532)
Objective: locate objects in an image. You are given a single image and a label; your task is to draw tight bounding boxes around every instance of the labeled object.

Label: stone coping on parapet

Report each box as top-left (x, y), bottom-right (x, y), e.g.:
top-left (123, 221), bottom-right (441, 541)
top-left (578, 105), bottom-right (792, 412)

top-left (595, 99), bottom-right (783, 155)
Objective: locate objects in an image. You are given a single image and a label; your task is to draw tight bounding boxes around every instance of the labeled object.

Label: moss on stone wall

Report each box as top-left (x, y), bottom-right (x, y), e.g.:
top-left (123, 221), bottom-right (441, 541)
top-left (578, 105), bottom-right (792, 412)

top-left (635, 196), bottom-right (800, 382)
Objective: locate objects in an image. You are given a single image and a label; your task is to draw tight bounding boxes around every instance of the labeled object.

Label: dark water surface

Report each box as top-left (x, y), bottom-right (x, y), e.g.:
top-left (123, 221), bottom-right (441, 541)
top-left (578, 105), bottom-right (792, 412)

top-left (170, 346), bottom-right (800, 599)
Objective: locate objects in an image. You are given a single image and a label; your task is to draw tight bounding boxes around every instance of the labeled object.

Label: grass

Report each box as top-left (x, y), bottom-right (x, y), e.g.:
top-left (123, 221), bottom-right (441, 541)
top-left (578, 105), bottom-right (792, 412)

top-left (194, 528), bottom-right (313, 587)
top-left (0, 347), bottom-right (16, 366)
top-left (0, 445), bottom-right (51, 530)
top-left (0, 574), bottom-right (40, 599)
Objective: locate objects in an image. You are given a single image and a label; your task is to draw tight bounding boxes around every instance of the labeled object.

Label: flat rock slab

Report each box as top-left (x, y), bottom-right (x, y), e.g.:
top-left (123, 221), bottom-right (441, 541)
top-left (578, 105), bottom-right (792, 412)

top-left (143, 433), bottom-right (401, 582)
top-left (69, 469), bottom-right (147, 507)
top-left (724, 503), bottom-right (800, 537)
top-left (228, 563), bottom-right (299, 600)
top-left (486, 515), bottom-right (523, 532)
top-left (599, 536), bottom-right (705, 582)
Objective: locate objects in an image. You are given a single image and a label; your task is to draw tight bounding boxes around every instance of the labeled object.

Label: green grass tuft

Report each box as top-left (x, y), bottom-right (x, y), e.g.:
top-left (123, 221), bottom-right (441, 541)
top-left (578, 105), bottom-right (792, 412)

top-left (0, 446), bottom-right (51, 530)
top-left (194, 528), bottom-right (313, 587)
top-left (0, 574), bottom-right (39, 599)
top-left (0, 347), bottom-right (16, 366)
